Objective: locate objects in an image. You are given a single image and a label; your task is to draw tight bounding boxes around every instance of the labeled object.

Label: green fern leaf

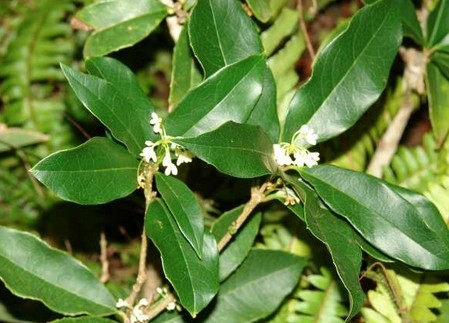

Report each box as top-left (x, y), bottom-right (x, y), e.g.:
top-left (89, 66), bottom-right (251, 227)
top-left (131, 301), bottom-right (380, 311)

top-left (362, 266), bottom-right (449, 323)
top-left (294, 267), bottom-right (348, 323)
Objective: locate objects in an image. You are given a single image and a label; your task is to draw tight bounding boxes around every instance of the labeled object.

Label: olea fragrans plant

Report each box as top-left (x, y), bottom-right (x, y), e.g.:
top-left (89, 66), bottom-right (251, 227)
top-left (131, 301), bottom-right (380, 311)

top-left (1, 0), bottom-right (449, 322)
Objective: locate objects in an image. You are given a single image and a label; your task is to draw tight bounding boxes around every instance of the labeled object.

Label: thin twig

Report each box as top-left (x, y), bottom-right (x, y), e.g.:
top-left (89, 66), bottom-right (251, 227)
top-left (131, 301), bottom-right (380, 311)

top-left (217, 183), bottom-right (268, 252)
top-left (145, 293), bottom-right (176, 321)
top-left (126, 165), bottom-right (156, 307)
top-left (297, 0), bottom-right (316, 61)
top-left (126, 231), bottom-right (149, 307)
top-left (366, 47), bottom-right (425, 177)
top-left (100, 231), bottom-right (110, 283)
top-left (366, 92), bottom-right (414, 177)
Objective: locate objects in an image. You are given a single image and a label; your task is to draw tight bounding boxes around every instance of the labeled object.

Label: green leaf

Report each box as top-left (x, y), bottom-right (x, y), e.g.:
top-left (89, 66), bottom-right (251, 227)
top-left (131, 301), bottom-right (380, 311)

top-left (169, 22), bottom-right (202, 109)
top-left (432, 51), bottom-right (449, 79)
top-left (282, 0), bottom-right (402, 144)
top-left (426, 0), bottom-right (449, 48)
top-left (152, 312), bottom-right (185, 323)
top-left (145, 199), bottom-right (219, 317)
top-left (77, 0), bottom-right (167, 57)
top-left (0, 226), bottom-right (116, 316)
top-left (291, 178), bottom-right (364, 320)
top-left (398, 0), bottom-right (424, 44)
top-left (246, 0), bottom-right (272, 23)
top-left (299, 165), bottom-right (449, 270)
top-left (426, 62), bottom-right (449, 145)
top-left (0, 126), bottom-right (49, 152)
top-left (246, 65), bottom-right (280, 143)
top-left (165, 55), bottom-right (265, 138)
top-left (50, 318), bottom-right (117, 323)
top-left (201, 249), bottom-right (306, 323)
top-left (211, 206), bottom-right (262, 281)
top-left (61, 58), bottom-right (156, 157)
top-left (189, 0), bottom-right (263, 77)
top-left (295, 267), bottom-right (349, 322)
top-left (31, 137), bottom-right (139, 205)
top-left (155, 173), bottom-right (204, 259)
top-left (174, 122), bottom-right (276, 178)
top-left (261, 7), bottom-right (297, 56)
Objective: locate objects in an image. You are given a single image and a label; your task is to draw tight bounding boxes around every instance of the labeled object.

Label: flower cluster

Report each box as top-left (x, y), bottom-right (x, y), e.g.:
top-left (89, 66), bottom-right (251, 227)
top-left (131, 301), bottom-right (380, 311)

top-left (116, 298), bottom-right (150, 323)
top-left (274, 125), bottom-right (320, 168)
top-left (140, 112), bottom-right (193, 176)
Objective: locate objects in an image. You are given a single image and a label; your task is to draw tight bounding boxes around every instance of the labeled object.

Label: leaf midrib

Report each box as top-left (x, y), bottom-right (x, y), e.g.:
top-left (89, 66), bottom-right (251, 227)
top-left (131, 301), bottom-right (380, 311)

top-left (66, 71), bottom-right (141, 153)
top-left (307, 173), bottom-right (448, 262)
top-left (93, 8), bottom-right (166, 31)
top-left (307, 4), bottom-right (393, 126)
top-left (209, 0), bottom-right (227, 69)
top-left (0, 253), bottom-right (112, 313)
top-left (180, 58), bottom-right (262, 136)
top-left (221, 261), bottom-right (297, 297)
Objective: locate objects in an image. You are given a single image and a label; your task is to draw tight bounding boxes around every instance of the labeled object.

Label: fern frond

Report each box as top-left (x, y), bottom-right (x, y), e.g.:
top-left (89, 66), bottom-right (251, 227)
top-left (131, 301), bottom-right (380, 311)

top-left (382, 133), bottom-right (442, 191)
top-left (362, 266), bottom-right (449, 323)
top-left (425, 175), bottom-right (449, 223)
top-left (0, 0), bottom-right (77, 153)
top-left (293, 267), bottom-right (348, 323)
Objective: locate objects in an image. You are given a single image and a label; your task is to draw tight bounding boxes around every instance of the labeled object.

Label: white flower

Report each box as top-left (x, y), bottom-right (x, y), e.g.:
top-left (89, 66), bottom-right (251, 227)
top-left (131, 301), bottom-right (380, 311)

top-left (116, 298), bottom-right (129, 308)
top-left (167, 302), bottom-right (176, 311)
top-left (137, 298), bottom-right (149, 307)
top-left (150, 112), bottom-right (163, 134)
top-left (131, 307), bottom-right (149, 323)
top-left (294, 150), bottom-right (319, 168)
top-left (296, 125), bottom-right (318, 146)
top-left (176, 151), bottom-right (193, 166)
top-left (305, 152), bottom-right (320, 167)
top-left (140, 141), bottom-right (157, 163)
top-left (162, 152), bottom-right (178, 176)
top-left (273, 144), bottom-right (293, 166)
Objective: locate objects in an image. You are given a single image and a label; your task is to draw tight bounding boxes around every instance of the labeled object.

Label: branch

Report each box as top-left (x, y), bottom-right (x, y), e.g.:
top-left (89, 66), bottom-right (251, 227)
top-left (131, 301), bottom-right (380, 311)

top-left (366, 47), bottom-right (425, 177)
top-left (126, 164), bottom-right (157, 307)
top-left (145, 293), bottom-right (176, 321)
top-left (297, 0), bottom-right (316, 61)
top-left (99, 232), bottom-right (110, 283)
top-left (217, 183), bottom-right (268, 252)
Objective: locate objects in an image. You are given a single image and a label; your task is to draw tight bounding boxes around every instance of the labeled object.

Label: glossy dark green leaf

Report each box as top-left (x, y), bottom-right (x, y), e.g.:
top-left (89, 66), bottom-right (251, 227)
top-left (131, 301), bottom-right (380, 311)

top-left (189, 0), bottom-right (263, 77)
top-left (282, 0), bottom-right (401, 144)
top-left (174, 122), bottom-right (276, 178)
top-left (31, 137), bottom-right (139, 205)
top-left (152, 312), bottom-right (185, 323)
top-left (201, 249), bottom-right (306, 323)
top-left (426, 62), bottom-right (449, 145)
top-left (0, 126), bottom-right (49, 152)
top-left (169, 22), bottom-right (202, 109)
top-left (432, 51), bottom-right (449, 79)
top-left (292, 179), bottom-right (364, 320)
top-left (211, 206), bottom-right (262, 281)
top-left (145, 199), bottom-right (219, 317)
top-left (246, 0), bottom-right (272, 22)
top-left (399, 0), bottom-right (424, 44)
top-left (246, 65), bottom-right (280, 143)
top-left (61, 58), bottom-right (157, 156)
top-left (299, 165), bottom-right (449, 270)
top-left (50, 318), bottom-right (117, 323)
top-left (0, 226), bottom-right (116, 316)
top-left (77, 0), bottom-right (167, 57)
top-left (426, 0), bottom-right (449, 47)
top-left (155, 173), bottom-right (204, 259)
top-left (165, 55), bottom-right (265, 138)
top-left (287, 186), bottom-right (393, 263)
